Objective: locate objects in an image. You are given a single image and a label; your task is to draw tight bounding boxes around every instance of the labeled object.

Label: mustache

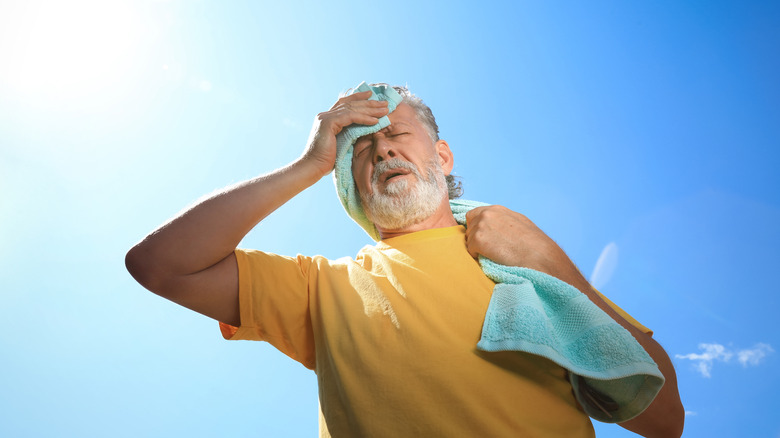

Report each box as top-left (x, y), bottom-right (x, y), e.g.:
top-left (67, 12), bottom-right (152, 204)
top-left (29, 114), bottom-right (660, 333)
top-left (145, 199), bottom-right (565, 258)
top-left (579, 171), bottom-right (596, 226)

top-left (371, 158), bottom-right (421, 184)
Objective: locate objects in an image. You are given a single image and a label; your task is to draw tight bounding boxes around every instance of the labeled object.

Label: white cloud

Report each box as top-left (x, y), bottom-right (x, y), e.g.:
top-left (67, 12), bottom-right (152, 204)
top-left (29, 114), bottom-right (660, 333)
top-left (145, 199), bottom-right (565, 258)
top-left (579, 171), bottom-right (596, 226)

top-left (737, 343), bottom-right (774, 367)
top-left (684, 411), bottom-right (697, 417)
top-left (675, 343), bottom-right (732, 378)
top-left (590, 242), bottom-right (618, 290)
top-left (676, 343), bottom-right (773, 377)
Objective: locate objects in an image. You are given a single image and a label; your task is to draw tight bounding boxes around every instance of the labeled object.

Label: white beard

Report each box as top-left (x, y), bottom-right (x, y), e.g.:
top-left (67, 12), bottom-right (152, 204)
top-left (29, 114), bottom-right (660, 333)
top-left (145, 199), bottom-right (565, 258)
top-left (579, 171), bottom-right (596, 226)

top-left (360, 157), bottom-right (448, 231)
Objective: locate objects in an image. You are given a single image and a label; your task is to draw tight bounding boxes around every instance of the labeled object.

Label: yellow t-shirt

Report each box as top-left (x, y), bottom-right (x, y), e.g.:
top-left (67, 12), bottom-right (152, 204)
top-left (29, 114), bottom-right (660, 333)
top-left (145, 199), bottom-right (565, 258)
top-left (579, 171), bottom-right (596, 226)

top-left (221, 225), bottom-right (649, 437)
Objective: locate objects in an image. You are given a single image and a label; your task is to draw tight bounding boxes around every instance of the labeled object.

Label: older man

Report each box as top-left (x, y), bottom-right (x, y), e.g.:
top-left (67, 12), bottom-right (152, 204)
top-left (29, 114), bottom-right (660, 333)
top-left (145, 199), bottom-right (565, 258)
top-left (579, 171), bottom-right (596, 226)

top-left (126, 84), bottom-right (684, 437)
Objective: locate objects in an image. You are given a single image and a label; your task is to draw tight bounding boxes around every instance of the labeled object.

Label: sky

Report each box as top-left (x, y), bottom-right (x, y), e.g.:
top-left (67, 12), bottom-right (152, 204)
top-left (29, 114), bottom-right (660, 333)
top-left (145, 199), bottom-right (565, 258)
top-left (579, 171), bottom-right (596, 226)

top-left (1, 0), bottom-right (778, 436)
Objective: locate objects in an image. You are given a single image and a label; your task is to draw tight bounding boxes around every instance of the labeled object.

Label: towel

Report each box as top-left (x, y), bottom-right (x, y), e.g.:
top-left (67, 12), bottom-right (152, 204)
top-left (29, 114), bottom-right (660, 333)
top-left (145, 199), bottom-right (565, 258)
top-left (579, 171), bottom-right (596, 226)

top-left (333, 82), bottom-right (665, 423)
top-left (334, 82), bottom-right (403, 242)
top-left (450, 200), bottom-right (665, 423)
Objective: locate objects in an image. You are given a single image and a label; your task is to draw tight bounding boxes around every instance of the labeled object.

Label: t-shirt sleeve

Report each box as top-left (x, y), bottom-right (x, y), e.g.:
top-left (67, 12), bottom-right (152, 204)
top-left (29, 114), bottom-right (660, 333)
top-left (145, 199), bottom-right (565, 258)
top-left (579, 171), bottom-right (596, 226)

top-left (592, 288), bottom-right (653, 335)
top-left (219, 248), bottom-right (316, 369)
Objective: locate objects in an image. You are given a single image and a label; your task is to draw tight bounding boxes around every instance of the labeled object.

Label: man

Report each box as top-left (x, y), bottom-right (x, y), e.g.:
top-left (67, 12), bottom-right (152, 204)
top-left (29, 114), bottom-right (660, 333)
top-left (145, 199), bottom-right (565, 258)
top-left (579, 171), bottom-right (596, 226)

top-left (126, 84), bottom-right (684, 437)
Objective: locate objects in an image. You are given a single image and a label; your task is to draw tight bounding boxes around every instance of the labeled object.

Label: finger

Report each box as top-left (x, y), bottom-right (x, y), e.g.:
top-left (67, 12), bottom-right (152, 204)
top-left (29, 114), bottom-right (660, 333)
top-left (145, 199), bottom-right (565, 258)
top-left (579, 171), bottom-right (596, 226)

top-left (337, 103), bottom-right (389, 124)
top-left (347, 114), bottom-right (384, 127)
top-left (331, 99), bottom-right (388, 111)
top-left (329, 91), bottom-right (371, 111)
top-left (333, 90), bottom-right (374, 107)
top-left (465, 232), bottom-right (480, 259)
top-left (328, 101), bottom-right (388, 122)
top-left (465, 208), bottom-right (475, 225)
top-left (350, 101), bottom-right (390, 113)
top-left (465, 206), bottom-right (485, 226)
top-left (341, 99), bottom-right (388, 112)
top-left (322, 111), bottom-right (384, 136)
top-left (323, 100), bottom-right (387, 119)
top-left (343, 104), bottom-right (389, 122)
top-left (343, 90), bottom-right (373, 100)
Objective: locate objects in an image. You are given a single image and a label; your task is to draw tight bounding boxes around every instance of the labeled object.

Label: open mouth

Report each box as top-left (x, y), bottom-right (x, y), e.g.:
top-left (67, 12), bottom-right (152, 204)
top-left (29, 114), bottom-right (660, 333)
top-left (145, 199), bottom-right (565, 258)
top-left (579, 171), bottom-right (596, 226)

top-left (381, 168), bottom-right (412, 183)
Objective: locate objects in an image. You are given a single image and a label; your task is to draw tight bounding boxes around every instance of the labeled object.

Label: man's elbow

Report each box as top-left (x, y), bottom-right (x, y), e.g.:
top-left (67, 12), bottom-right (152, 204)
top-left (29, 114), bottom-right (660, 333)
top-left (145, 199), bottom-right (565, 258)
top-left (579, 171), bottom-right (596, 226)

top-left (619, 392), bottom-right (685, 438)
top-left (652, 415), bottom-right (685, 438)
top-left (648, 392), bottom-right (685, 438)
top-left (125, 243), bottom-right (164, 293)
top-left (651, 410), bottom-right (684, 438)
top-left (662, 403), bottom-right (685, 438)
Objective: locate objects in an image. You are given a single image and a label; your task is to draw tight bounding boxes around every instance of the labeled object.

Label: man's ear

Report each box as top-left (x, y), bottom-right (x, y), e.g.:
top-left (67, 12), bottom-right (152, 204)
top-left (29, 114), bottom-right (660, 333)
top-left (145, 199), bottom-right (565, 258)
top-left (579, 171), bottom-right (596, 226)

top-left (435, 140), bottom-right (455, 175)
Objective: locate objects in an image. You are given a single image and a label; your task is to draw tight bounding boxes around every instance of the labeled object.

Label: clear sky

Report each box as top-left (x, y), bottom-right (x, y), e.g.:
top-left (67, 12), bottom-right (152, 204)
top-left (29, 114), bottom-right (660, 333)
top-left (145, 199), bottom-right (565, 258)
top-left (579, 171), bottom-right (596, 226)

top-left (1, 1), bottom-right (778, 436)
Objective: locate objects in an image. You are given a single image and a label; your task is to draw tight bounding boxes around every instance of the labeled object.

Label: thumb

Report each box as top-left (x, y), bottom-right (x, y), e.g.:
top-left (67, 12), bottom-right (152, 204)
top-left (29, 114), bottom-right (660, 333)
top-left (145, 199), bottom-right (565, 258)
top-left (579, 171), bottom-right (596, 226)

top-left (465, 207), bottom-right (481, 227)
top-left (465, 228), bottom-right (480, 260)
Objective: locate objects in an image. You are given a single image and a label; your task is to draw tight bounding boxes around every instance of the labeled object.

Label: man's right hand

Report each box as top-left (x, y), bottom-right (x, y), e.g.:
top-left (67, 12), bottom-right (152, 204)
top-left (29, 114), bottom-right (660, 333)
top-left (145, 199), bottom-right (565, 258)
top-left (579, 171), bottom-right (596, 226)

top-left (125, 90), bottom-right (387, 327)
top-left (300, 90), bottom-right (389, 177)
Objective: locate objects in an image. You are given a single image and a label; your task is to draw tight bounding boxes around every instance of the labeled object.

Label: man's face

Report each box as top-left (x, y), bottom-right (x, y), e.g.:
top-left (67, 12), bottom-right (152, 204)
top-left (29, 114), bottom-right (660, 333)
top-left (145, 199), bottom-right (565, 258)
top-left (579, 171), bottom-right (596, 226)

top-left (351, 103), bottom-right (439, 198)
top-left (351, 103), bottom-right (450, 230)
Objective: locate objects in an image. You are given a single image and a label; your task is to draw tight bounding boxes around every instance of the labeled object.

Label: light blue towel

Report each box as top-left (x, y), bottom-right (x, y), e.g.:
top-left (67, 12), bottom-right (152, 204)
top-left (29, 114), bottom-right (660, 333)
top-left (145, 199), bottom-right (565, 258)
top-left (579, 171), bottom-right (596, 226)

top-left (450, 200), bottom-right (665, 423)
top-left (333, 82), bottom-right (665, 423)
top-left (333, 82), bottom-right (403, 242)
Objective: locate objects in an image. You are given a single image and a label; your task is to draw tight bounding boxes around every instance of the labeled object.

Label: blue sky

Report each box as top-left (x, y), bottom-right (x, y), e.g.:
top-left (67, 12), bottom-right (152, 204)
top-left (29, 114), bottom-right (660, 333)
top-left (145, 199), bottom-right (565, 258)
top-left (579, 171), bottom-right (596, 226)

top-left (1, 1), bottom-right (778, 436)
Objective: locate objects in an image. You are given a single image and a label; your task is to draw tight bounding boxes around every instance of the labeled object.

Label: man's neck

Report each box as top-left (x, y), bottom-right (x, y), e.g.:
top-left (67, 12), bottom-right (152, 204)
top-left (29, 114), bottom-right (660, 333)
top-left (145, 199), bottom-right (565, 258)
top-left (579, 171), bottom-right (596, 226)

top-left (376, 199), bottom-right (458, 240)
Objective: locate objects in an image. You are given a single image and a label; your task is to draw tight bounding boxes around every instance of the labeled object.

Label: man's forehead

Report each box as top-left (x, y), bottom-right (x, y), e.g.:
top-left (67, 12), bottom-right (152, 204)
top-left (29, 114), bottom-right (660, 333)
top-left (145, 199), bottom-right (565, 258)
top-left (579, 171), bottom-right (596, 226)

top-left (382, 119), bottom-right (414, 132)
top-left (389, 102), bottom-right (416, 122)
top-left (371, 104), bottom-right (417, 131)
top-left (356, 120), bottom-right (414, 143)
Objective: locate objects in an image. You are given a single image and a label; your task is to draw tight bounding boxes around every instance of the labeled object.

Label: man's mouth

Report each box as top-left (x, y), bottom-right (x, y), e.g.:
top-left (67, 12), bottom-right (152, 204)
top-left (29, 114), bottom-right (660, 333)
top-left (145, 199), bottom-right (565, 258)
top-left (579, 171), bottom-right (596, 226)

top-left (380, 168), bottom-right (412, 184)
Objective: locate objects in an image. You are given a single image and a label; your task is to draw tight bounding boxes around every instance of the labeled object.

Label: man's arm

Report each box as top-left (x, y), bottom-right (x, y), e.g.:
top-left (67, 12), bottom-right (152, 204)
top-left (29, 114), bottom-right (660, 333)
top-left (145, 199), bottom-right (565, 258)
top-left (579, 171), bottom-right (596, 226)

top-left (465, 205), bottom-right (685, 438)
top-left (125, 91), bottom-right (388, 326)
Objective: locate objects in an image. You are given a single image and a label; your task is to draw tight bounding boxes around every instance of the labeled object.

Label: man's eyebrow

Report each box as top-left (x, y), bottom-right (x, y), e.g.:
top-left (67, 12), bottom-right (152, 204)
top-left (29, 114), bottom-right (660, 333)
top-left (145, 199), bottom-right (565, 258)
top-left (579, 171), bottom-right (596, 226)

top-left (355, 122), bottom-right (412, 145)
top-left (389, 121), bottom-right (412, 129)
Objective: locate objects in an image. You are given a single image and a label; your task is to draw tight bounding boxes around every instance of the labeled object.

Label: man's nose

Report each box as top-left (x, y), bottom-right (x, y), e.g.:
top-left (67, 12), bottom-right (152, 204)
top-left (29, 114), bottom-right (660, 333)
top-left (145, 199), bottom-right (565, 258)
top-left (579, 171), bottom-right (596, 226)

top-left (372, 137), bottom-right (397, 163)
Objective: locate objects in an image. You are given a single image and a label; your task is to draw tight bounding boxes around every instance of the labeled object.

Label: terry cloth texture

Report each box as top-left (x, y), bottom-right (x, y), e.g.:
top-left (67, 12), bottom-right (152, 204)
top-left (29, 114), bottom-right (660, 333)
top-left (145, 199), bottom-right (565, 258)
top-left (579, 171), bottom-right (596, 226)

top-left (333, 82), bottom-right (403, 242)
top-left (333, 82), bottom-right (665, 423)
top-left (450, 200), bottom-right (665, 423)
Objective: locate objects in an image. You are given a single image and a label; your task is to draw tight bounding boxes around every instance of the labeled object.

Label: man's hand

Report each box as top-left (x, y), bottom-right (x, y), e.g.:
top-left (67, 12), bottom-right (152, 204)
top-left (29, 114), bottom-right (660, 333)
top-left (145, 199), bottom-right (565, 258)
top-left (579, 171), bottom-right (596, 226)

top-left (465, 205), bottom-right (585, 287)
top-left (465, 204), bottom-right (684, 437)
top-left (302, 90), bottom-right (389, 177)
top-left (126, 91), bottom-right (387, 327)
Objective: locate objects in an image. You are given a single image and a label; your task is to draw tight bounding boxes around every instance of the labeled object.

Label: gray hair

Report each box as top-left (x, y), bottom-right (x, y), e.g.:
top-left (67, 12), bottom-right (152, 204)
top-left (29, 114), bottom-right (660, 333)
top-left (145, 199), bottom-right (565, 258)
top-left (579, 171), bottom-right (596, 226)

top-left (387, 85), bottom-right (463, 199)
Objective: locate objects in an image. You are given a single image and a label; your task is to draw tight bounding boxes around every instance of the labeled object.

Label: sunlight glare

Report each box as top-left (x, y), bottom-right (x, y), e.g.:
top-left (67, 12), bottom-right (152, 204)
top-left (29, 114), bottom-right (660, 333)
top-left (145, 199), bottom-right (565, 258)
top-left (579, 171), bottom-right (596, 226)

top-left (4, 1), bottom-right (142, 103)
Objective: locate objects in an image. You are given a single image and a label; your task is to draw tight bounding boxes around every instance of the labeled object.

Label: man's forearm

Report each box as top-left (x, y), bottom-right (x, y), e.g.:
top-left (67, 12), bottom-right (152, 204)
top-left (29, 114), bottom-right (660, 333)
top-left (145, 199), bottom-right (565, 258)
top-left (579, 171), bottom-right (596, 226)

top-left (566, 274), bottom-right (685, 438)
top-left (126, 91), bottom-right (387, 325)
top-left (462, 206), bottom-right (684, 437)
top-left (126, 158), bottom-right (323, 286)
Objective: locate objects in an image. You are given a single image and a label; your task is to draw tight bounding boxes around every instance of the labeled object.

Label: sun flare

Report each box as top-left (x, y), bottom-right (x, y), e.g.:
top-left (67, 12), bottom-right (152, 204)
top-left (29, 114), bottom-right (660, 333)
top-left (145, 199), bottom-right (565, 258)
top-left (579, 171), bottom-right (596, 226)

top-left (3, 1), bottom-right (142, 103)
